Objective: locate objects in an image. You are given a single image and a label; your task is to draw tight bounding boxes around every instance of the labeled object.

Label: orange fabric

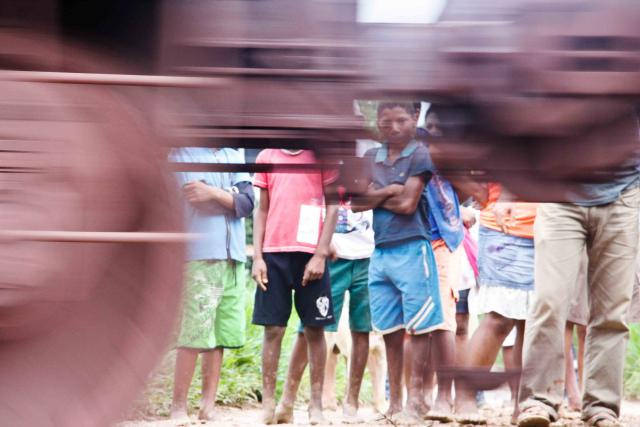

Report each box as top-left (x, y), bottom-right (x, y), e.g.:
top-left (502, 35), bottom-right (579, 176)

top-left (479, 183), bottom-right (537, 239)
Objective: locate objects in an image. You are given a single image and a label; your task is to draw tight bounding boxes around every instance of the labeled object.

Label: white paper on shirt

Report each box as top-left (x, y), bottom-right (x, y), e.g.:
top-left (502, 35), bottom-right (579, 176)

top-left (297, 205), bottom-right (322, 245)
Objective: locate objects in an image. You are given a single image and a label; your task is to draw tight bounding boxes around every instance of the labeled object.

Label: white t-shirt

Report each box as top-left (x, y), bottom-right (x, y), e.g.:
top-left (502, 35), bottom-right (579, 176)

top-left (332, 205), bottom-right (375, 260)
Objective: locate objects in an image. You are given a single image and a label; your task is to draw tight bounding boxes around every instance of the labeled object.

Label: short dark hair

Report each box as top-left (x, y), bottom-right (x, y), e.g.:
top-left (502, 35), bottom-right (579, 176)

top-left (377, 102), bottom-right (416, 118)
top-left (426, 104), bottom-right (442, 119)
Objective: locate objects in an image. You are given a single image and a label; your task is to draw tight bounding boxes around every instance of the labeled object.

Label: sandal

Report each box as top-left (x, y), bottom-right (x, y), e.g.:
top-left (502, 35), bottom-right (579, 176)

top-left (516, 406), bottom-right (551, 427)
top-left (586, 412), bottom-right (623, 427)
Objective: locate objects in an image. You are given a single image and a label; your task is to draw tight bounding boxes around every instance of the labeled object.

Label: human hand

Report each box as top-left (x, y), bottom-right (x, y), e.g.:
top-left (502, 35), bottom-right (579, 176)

top-left (302, 254), bottom-right (326, 286)
top-left (386, 184), bottom-right (404, 197)
top-left (493, 203), bottom-right (513, 233)
top-left (328, 243), bottom-right (338, 261)
top-left (252, 258), bottom-right (269, 291)
top-left (183, 181), bottom-right (217, 203)
top-left (461, 206), bottom-right (476, 229)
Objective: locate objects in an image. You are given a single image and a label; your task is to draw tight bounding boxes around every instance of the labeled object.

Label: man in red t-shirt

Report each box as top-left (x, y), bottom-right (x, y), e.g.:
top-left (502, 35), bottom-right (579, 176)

top-left (251, 148), bottom-right (338, 425)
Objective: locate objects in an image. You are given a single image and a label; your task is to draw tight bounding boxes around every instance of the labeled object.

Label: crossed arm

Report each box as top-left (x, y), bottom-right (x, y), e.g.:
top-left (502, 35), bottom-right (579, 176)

top-left (351, 174), bottom-right (427, 215)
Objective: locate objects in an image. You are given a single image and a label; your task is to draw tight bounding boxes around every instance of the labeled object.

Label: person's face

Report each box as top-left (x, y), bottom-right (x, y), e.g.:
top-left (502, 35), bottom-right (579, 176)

top-left (425, 112), bottom-right (442, 137)
top-left (377, 106), bottom-right (417, 145)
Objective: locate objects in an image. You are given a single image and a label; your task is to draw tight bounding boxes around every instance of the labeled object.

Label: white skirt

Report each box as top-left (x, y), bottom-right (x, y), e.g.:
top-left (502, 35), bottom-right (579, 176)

top-left (468, 283), bottom-right (533, 321)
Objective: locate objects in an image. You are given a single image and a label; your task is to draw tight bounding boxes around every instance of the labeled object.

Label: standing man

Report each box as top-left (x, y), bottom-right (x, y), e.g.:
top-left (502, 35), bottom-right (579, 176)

top-left (353, 102), bottom-right (443, 423)
top-left (169, 147), bottom-right (254, 421)
top-left (518, 109), bottom-right (640, 427)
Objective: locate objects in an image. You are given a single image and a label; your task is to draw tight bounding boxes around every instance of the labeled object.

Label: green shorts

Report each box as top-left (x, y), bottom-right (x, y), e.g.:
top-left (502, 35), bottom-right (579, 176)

top-left (177, 260), bottom-right (246, 350)
top-left (298, 258), bottom-right (372, 333)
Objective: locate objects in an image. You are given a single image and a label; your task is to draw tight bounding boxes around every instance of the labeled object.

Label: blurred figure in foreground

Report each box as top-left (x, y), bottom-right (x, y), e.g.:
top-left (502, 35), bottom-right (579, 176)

top-left (420, 107), bottom-right (467, 423)
top-left (170, 147), bottom-right (254, 421)
top-left (518, 109), bottom-right (640, 427)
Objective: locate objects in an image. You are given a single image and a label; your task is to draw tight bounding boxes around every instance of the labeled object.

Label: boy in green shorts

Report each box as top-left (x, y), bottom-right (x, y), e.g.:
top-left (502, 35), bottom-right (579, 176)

top-left (169, 147), bottom-right (255, 421)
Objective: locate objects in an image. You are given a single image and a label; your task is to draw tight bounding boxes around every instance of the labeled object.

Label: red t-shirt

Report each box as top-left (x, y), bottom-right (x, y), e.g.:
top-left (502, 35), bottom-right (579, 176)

top-left (254, 149), bottom-right (338, 254)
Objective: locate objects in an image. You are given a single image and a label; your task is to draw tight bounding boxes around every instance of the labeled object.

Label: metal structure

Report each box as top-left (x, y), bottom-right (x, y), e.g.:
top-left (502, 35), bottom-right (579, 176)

top-left (2, 0), bottom-right (640, 424)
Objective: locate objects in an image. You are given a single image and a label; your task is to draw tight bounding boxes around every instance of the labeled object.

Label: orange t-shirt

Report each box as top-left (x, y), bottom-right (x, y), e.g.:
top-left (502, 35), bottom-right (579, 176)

top-left (479, 183), bottom-right (537, 239)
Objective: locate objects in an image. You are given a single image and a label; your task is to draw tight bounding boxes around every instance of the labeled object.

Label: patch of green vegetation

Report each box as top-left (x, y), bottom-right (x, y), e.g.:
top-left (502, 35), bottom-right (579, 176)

top-left (131, 267), bottom-right (375, 419)
top-left (624, 323), bottom-right (640, 398)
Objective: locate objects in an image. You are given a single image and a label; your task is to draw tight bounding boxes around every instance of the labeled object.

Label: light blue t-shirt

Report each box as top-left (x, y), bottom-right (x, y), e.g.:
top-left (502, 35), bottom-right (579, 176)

top-left (171, 147), bottom-right (251, 262)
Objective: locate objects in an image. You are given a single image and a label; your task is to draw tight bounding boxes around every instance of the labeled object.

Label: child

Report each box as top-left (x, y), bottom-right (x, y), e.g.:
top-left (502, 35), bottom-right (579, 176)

top-left (421, 107), bottom-right (467, 422)
top-left (170, 147), bottom-right (255, 421)
top-left (276, 183), bottom-right (375, 425)
top-left (456, 183), bottom-right (537, 425)
top-left (353, 102), bottom-right (443, 422)
top-left (251, 148), bottom-right (338, 425)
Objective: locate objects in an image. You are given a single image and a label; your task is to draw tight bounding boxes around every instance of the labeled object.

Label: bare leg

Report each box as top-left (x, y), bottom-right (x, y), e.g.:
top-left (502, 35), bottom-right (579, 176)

top-left (454, 313), bottom-right (470, 409)
top-left (402, 333), bottom-right (411, 405)
top-left (576, 324), bottom-right (586, 392)
top-left (423, 335), bottom-right (435, 410)
top-left (431, 330), bottom-right (456, 414)
top-left (199, 348), bottom-right (224, 420)
top-left (368, 336), bottom-right (387, 414)
top-left (407, 333), bottom-right (431, 418)
top-left (171, 347), bottom-right (199, 419)
top-left (323, 341), bottom-right (339, 411)
top-left (456, 312), bottom-right (515, 415)
top-left (275, 332), bottom-right (308, 423)
top-left (564, 323), bottom-right (581, 411)
top-left (343, 331), bottom-right (369, 419)
top-left (510, 320), bottom-right (525, 422)
top-left (384, 329), bottom-right (405, 417)
top-left (304, 326), bottom-right (328, 425)
top-left (502, 346), bottom-right (517, 403)
top-left (262, 326), bottom-right (286, 424)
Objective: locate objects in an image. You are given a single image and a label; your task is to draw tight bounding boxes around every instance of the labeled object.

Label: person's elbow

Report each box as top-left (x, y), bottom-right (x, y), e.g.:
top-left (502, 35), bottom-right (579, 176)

top-left (395, 198), bottom-right (419, 215)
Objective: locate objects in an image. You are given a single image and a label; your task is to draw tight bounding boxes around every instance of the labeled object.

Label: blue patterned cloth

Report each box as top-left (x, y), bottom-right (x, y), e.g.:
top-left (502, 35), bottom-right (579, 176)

top-left (478, 226), bottom-right (534, 291)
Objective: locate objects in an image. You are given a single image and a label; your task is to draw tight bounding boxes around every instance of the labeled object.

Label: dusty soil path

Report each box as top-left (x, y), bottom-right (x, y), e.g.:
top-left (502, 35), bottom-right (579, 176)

top-left (119, 398), bottom-right (640, 427)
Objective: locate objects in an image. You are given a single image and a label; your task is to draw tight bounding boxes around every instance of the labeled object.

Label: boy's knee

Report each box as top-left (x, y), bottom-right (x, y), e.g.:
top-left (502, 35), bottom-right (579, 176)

top-left (264, 326), bottom-right (286, 341)
top-left (303, 326), bottom-right (325, 341)
top-left (456, 315), bottom-right (469, 337)
top-left (486, 313), bottom-right (515, 337)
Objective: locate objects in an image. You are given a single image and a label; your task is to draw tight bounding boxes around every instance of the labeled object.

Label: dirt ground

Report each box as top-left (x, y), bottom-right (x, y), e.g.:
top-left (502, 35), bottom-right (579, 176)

top-left (119, 389), bottom-right (640, 427)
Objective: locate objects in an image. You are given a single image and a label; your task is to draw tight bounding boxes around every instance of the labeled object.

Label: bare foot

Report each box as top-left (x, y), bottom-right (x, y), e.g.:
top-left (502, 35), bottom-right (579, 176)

top-left (261, 399), bottom-right (277, 425)
top-left (169, 406), bottom-right (190, 422)
top-left (324, 398), bottom-right (338, 412)
top-left (426, 398), bottom-right (454, 422)
top-left (393, 410), bottom-right (423, 426)
top-left (385, 405), bottom-right (403, 419)
top-left (274, 402), bottom-right (294, 424)
top-left (342, 402), bottom-right (361, 424)
top-left (568, 398), bottom-right (581, 412)
top-left (455, 397), bottom-right (486, 425)
top-left (308, 406), bottom-right (329, 425)
top-left (198, 401), bottom-right (215, 421)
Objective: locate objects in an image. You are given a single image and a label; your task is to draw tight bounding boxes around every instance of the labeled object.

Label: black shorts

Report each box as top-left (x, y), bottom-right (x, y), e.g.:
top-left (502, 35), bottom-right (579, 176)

top-left (252, 252), bottom-right (335, 328)
top-left (456, 288), bottom-right (470, 314)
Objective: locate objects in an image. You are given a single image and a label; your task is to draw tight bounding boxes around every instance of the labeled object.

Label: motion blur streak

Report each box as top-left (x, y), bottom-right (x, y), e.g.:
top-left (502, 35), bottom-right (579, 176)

top-left (1, 0), bottom-right (640, 424)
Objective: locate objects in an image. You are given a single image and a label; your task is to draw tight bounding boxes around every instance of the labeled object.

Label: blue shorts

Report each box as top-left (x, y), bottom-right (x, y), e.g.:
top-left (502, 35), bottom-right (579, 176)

top-left (368, 239), bottom-right (444, 335)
